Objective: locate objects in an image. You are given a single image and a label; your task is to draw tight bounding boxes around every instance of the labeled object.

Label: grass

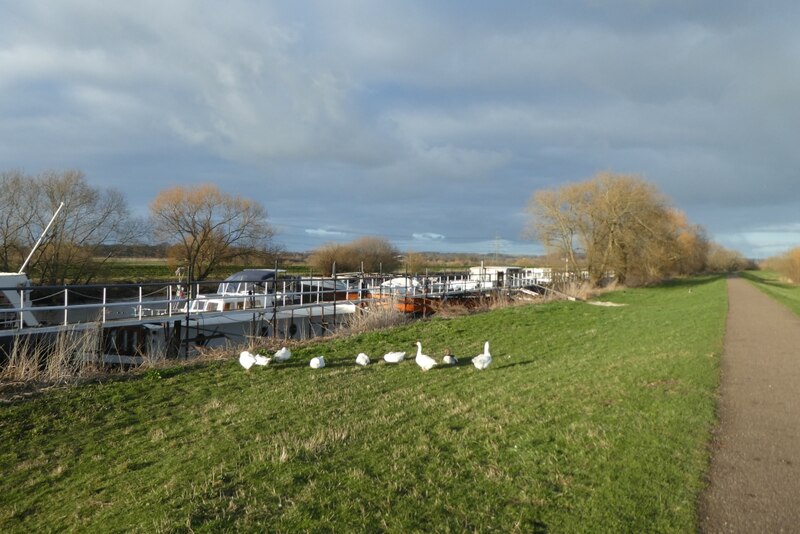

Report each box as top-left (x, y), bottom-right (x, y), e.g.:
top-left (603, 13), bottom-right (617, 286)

top-left (0, 276), bottom-right (727, 532)
top-left (741, 270), bottom-right (800, 316)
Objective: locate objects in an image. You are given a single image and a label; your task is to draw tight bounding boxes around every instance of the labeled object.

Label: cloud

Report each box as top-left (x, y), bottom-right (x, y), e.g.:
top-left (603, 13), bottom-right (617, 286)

top-left (305, 228), bottom-right (349, 238)
top-left (412, 232), bottom-right (445, 241)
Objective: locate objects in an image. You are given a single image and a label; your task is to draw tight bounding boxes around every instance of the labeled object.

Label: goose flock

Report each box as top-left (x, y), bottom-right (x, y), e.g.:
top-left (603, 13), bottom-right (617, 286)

top-left (239, 341), bottom-right (493, 372)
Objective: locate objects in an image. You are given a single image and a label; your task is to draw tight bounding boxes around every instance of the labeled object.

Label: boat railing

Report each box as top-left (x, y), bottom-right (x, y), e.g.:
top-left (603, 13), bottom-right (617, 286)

top-left (0, 269), bottom-right (558, 331)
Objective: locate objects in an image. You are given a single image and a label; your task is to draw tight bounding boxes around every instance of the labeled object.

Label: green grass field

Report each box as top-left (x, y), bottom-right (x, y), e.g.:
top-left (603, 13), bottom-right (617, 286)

top-left (0, 276), bottom-right (728, 532)
top-left (741, 270), bottom-right (800, 317)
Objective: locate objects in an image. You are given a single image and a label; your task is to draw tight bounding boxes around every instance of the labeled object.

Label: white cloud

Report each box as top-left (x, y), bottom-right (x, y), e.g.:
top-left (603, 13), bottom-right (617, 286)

top-left (305, 228), bottom-right (349, 238)
top-left (412, 233), bottom-right (445, 241)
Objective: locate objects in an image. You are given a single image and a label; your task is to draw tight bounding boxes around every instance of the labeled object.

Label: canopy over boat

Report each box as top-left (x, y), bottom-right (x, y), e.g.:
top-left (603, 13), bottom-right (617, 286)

top-left (217, 269), bottom-right (279, 295)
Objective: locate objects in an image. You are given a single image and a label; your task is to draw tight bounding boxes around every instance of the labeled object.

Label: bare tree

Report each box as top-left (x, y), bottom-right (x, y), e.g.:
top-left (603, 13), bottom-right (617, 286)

top-left (707, 243), bottom-right (753, 273)
top-left (32, 171), bottom-right (135, 285)
top-left (0, 170), bottom-right (36, 272)
top-left (0, 170), bottom-right (135, 284)
top-left (348, 236), bottom-right (400, 273)
top-left (308, 242), bottom-right (344, 276)
top-left (526, 172), bottom-right (694, 286)
top-left (149, 184), bottom-right (275, 281)
top-left (523, 186), bottom-right (582, 276)
top-left (403, 251), bottom-right (426, 275)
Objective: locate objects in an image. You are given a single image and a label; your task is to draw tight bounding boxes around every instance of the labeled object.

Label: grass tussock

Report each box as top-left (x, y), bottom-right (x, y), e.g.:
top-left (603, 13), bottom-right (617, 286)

top-left (343, 304), bottom-right (409, 334)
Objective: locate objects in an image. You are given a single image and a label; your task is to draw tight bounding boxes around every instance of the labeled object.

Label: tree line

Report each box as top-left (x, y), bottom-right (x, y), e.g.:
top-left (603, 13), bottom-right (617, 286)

top-left (0, 170), bottom-right (278, 285)
top-left (2, 169), bottom-right (752, 288)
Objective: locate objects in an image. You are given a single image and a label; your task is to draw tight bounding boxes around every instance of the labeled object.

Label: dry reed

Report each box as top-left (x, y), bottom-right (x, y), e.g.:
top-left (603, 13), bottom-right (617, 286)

top-left (343, 304), bottom-right (409, 334)
top-left (1, 326), bottom-right (102, 384)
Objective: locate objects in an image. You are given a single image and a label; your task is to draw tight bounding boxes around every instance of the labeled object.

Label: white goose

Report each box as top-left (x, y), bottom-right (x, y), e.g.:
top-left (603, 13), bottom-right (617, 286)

top-left (472, 341), bottom-right (492, 370)
top-left (310, 355), bottom-right (326, 369)
top-left (254, 354), bottom-right (271, 366)
top-left (274, 346), bottom-right (292, 362)
top-left (356, 353), bottom-right (370, 366)
top-left (415, 341), bottom-right (437, 371)
top-left (239, 350), bottom-right (256, 370)
top-left (383, 351), bottom-right (406, 363)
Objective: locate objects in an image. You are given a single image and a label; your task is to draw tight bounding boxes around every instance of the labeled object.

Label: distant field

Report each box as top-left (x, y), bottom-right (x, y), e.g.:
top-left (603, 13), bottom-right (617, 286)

top-left (98, 260), bottom-right (174, 282)
top-left (97, 260), bottom-right (309, 283)
top-left (741, 270), bottom-right (800, 316)
top-left (0, 276), bottom-right (727, 532)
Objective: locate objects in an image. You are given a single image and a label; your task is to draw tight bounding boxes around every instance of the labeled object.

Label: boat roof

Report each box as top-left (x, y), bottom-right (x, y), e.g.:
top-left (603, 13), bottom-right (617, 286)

top-left (0, 272), bottom-right (32, 289)
top-left (217, 269), bottom-right (281, 294)
top-left (222, 269), bottom-right (280, 283)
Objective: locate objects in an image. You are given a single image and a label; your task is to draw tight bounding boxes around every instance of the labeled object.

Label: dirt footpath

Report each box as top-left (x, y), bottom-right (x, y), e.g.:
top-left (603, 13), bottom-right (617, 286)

top-left (700, 277), bottom-right (800, 533)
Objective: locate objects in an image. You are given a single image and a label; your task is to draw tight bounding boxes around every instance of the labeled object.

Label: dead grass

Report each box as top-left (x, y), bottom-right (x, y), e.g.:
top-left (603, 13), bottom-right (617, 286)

top-left (343, 304), bottom-right (409, 334)
top-left (436, 290), bottom-right (538, 318)
top-left (434, 302), bottom-right (472, 318)
top-left (544, 280), bottom-right (621, 302)
top-left (1, 326), bottom-right (103, 384)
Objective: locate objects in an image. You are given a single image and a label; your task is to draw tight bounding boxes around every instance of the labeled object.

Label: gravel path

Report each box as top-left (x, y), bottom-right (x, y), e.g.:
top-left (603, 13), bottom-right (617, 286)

top-left (700, 276), bottom-right (800, 533)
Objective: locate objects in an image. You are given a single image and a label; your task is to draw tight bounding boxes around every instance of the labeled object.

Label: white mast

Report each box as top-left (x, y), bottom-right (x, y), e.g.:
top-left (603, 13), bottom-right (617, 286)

top-left (18, 202), bottom-right (64, 274)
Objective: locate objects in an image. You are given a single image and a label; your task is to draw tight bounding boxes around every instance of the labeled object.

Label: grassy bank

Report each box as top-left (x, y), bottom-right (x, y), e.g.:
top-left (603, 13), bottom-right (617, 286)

top-left (0, 277), bottom-right (727, 532)
top-left (741, 270), bottom-right (800, 316)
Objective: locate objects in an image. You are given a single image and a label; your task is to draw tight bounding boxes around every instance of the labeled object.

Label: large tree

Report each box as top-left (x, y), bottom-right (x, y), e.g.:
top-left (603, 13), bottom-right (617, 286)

top-left (0, 170), bottom-right (135, 284)
top-left (149, 184), bottom-right (275, 281)
top-left (526, 172), bottom-right (696, 285)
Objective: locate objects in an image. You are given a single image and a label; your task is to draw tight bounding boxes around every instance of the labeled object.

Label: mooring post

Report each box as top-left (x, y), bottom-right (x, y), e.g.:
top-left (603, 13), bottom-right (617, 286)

top-left (272, 259), bottom-right (278, 339)
top-left (423, 268), bottom-right (428, 318)
top-left (332, 261), bottom-right (337, 335)
top-left (184, 263), bottom-right (192, 359)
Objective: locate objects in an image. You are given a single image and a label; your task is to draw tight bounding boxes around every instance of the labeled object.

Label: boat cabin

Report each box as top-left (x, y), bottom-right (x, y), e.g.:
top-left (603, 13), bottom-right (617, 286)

top-left (0, 272), bottom-right (37, 328)
top-left (185, 269), bottom-right (279, 313)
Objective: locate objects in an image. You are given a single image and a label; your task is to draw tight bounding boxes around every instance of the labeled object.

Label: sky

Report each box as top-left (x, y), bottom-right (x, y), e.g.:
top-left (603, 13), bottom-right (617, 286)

top-left (1, 1), bottom-right (798, 258)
